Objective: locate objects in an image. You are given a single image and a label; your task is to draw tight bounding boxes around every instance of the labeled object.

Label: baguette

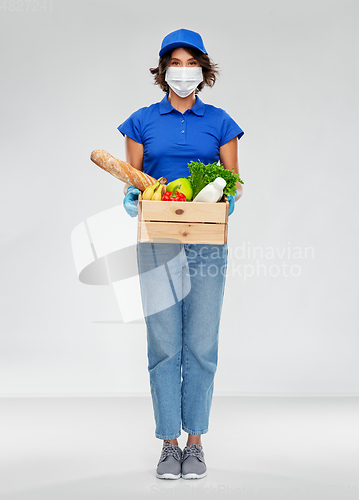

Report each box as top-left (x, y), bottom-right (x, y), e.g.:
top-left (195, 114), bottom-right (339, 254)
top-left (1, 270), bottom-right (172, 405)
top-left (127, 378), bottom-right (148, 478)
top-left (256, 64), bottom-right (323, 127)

top-left (90, 150), bottom-right (157, 191)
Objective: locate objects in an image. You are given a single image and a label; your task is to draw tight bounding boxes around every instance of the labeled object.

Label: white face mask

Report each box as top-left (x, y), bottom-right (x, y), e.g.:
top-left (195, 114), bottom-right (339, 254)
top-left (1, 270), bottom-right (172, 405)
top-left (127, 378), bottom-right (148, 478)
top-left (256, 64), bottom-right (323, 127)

top-left (165, 67), bottom-right (203, 98)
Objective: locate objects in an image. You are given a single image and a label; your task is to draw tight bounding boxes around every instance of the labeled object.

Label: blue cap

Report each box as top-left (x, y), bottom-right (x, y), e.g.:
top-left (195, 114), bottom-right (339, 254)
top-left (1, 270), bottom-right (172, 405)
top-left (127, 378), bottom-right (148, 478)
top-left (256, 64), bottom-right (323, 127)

top-left (159, 29), bottom-right (207, 58)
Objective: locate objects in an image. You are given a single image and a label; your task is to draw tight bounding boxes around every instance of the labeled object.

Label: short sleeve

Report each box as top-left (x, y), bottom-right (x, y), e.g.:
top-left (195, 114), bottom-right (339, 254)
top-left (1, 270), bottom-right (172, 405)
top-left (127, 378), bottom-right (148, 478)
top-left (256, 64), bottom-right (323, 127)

top-left (117, 108), bottom-right (144, 144)
top-left (219, 110), bottom-right (244, 147)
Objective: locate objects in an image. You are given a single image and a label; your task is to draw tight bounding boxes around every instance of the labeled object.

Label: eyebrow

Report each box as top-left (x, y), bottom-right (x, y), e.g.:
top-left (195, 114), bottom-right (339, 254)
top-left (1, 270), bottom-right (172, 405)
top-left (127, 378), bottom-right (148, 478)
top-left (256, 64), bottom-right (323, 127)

top-left (170, 57), bottom-right (197, 62)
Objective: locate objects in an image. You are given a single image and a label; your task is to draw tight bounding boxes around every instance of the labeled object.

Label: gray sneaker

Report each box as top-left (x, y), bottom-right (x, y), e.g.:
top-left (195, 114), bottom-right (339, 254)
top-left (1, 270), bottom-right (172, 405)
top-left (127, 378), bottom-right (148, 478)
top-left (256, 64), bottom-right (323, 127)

top-left (156, 442), bottom-right (182, 479)
top-left (181, 444), bottom-right (207, 479)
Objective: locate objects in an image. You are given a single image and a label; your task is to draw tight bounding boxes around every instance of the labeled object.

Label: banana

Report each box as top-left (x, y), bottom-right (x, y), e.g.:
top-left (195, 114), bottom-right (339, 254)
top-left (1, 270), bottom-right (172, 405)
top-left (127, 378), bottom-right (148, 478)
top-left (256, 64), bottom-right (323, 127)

top-left (142, 177), bottom-right (168, 201)
top-left (151, 184), bottom-right (165, 201)
top-left (142, 180), bottom-right (160, 200)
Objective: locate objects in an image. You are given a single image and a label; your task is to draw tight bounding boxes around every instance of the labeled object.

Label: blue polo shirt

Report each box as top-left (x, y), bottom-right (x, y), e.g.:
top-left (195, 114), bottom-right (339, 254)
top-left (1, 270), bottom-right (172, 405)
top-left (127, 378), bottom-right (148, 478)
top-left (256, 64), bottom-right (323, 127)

top-left (117, 94), bottom-right (244, 183)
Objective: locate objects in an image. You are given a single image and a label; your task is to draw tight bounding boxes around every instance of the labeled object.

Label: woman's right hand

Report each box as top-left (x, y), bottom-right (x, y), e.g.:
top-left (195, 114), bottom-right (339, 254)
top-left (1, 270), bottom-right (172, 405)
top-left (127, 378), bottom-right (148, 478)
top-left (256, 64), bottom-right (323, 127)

top-left (123, 185), bottom-right (140, 218)
top-left (123, 136), bottom-right (143, 217)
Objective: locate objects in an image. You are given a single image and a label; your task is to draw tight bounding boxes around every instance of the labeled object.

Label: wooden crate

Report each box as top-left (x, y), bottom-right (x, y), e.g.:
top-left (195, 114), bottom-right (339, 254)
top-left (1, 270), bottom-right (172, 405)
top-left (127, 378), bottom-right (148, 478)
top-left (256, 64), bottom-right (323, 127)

top-left (137, 192), bottom-right (229, 244)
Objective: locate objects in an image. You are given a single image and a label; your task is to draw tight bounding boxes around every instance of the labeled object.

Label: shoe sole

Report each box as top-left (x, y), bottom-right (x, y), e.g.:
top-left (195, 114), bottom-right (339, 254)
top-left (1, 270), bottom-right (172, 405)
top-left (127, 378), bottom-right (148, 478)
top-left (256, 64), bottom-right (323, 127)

top-left (181, 470), bottom-right (207, 479)
top-left (156, 472), bottom-right (181, 480)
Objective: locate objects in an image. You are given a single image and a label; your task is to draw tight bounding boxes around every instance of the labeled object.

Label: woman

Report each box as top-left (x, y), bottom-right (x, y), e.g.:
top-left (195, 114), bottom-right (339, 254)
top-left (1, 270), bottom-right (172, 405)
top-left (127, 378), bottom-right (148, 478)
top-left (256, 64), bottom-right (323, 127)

top-left (118, 29), bottom-right (244, 480)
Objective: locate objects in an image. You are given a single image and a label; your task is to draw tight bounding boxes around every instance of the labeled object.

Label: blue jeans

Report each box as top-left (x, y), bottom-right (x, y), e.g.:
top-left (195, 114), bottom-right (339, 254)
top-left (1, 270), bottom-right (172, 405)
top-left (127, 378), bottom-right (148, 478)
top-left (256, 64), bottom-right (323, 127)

top-left (136, 241), bottom-right (228, 440)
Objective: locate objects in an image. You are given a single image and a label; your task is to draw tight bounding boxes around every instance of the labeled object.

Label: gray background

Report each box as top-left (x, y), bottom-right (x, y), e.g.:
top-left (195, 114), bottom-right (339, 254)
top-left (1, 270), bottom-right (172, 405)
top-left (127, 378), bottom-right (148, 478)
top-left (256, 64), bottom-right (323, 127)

top-left (1, 0), bottom-right (358, 395)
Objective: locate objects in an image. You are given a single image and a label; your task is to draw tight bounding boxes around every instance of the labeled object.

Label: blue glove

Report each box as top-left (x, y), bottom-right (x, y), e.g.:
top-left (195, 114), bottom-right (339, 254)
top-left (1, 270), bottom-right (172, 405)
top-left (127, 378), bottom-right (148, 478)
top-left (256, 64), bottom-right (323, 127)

top-left (123, 186), bottom-right (140, 218)
top-left (227, 192), bottom-right (237, 216)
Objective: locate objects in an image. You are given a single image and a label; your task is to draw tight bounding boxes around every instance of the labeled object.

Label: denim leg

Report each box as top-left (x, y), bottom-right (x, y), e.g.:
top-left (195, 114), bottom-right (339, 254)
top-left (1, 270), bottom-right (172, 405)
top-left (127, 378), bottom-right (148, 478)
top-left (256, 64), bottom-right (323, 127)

top-left (181, 243), bottom-right (228, 435)
top-left (136, 242), bottom-right (185, 440)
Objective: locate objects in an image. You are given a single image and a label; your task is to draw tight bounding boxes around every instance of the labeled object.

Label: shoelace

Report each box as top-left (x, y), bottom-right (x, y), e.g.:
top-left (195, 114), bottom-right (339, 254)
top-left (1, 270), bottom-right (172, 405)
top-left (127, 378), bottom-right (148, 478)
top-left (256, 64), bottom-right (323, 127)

top-left (182, 444), bottom-right (205, 463)
top-left (158, 443), bottom-right (182, 465)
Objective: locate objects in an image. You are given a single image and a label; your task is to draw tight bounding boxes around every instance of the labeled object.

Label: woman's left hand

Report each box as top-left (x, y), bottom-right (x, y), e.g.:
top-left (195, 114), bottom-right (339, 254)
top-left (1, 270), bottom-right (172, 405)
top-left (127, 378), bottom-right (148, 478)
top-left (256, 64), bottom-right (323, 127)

top-left (227, 193), bottom-right (236, 216)
top-left (219, 137), bottom-right (243, 214)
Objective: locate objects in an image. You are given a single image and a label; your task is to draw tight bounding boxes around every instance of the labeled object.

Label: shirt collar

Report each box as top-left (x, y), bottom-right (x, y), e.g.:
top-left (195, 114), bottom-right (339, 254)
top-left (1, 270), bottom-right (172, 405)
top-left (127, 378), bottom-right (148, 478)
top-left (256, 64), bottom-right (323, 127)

top-left (159, 94), bottom-right (205, 116)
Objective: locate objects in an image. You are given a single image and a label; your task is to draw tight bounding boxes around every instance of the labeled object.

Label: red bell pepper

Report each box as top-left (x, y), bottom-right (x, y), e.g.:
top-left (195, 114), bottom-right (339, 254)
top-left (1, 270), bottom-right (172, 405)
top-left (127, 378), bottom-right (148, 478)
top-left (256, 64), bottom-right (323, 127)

top-left (162, 185), bottom-right (187, 202)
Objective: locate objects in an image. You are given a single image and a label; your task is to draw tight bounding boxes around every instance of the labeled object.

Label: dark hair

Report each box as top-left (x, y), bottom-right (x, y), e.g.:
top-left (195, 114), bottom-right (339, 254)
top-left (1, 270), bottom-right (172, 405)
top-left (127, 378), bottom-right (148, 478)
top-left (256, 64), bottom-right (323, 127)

top-left (149, 47), bottom-right (219, 94)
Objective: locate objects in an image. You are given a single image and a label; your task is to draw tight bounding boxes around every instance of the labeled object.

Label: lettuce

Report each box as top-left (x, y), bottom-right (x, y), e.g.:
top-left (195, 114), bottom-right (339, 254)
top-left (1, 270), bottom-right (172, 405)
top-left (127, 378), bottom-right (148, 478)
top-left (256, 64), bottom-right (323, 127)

top-left (187, 160), bottom-right (244, 200)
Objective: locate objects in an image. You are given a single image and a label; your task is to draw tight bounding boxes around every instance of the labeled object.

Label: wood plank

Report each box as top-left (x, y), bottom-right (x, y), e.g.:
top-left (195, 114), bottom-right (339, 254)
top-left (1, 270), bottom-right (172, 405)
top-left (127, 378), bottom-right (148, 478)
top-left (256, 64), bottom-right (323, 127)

top-left (139, 193), bottom-right (228, 224)
top-left (138, 221), bottom-right (227, 245)
top-left (137, 195), bottom-right (142, 241)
